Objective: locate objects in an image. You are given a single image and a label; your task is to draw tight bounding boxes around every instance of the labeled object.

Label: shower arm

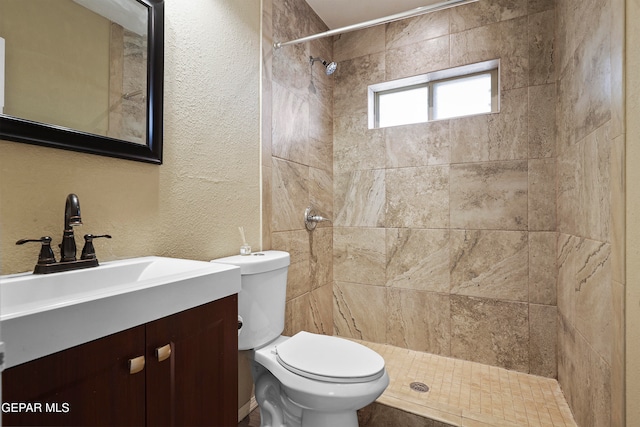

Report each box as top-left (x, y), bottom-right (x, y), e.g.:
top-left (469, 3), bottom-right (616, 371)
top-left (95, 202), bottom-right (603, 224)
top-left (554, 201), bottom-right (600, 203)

top-left (273, 0), bottom-right (478, 49)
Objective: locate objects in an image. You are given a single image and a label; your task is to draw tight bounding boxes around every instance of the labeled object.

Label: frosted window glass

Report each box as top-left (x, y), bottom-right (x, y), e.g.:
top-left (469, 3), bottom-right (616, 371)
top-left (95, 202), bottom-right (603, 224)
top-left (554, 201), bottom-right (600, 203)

top-left (432, 73), bottom-right (492, 120)
top-left (378, 86), bottom-right (428, 128)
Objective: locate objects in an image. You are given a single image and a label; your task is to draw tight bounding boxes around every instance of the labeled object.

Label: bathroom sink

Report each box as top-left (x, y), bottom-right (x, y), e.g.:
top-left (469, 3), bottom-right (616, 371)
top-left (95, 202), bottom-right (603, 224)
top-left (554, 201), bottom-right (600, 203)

top-left (0, 256), bottom-right (240, 369)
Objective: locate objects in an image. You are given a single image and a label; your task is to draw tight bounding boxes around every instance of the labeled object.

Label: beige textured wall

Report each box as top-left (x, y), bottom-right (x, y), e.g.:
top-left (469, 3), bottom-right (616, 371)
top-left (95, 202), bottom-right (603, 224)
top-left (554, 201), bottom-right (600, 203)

top-left (1, 0), bottom-right (261, 416)
top-left (331, 1), bottom-right (557, 377)
top-left (0, 0), bottom-right (110, 134)
top-left (626, 0), bottom-right (639, 423)
top-left (0, 0), bottom-right (262, 274)
top-left (555, 0), bottom-right (625, 425)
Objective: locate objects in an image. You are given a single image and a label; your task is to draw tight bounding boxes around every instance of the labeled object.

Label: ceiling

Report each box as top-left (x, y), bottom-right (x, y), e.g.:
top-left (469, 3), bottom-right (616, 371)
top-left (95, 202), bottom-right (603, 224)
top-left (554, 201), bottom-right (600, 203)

top-left (304, 0), bottom-right (449, 29)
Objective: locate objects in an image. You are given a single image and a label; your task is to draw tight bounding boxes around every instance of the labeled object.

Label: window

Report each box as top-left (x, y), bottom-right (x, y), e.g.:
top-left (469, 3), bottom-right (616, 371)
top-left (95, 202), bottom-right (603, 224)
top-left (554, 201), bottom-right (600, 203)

top-left (369, 60), bottom-right (499, 129)
top-left (377, 85), bottom-right (429, 128)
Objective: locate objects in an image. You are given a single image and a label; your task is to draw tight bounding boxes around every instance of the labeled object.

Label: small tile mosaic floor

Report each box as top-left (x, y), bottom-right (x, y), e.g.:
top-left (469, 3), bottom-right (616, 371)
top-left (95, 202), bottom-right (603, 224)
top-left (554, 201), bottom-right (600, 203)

top-left (358, 341), bottom-right (578, 427)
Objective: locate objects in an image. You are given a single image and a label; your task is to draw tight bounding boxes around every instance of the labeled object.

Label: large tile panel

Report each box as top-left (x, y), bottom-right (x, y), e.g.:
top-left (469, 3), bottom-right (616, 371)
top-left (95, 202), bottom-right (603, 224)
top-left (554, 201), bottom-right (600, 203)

top-left (272, 229), bottom-right (311, 300)
top-left (450, 0), bottom-right (528, 32)
top-left (450, 230), bottom-right (529, 302)
top-left (528, 9), bottom-right (556, 86)
top-left (386, 228), bottom-right (450, 292)
top-left (334, 169), bottom-right (385, 227)
top-left (450, 296), bottom-right (529, 372)
top-left (386, 165), bottom-right (450, 229)
top-left (450, 161), bottom-right (528, 230)
top-left (272, 157), bottom-right (309, 231)
top-left (385, 9), bottom-right (450, 50)
top-left (333, 227), bottom-right (386, 286)
top-left (333, 281), bottom-right (387, 341)
top-left (387, 288), bottom-right (451, 355)
top-left (386, 121), bottom-right (450, 168)
top-left (450, 89), bottom-right (528, 163)
top-left (334, 53), bottom-right (385, 118)
top-left (528, 83), bottom-right (556, 158)
top-left (528, 157), bottom-right (556, 231)
top-left (385, 36), bottom-right (450, 81)
top-left (309, 283), bottom-right (334, 335)
top-left (574, 239), bottom-right (612, 365)
top-left (272, 81), bottom-right (309, 164)
top-left (334, 114), bottom-right (385, 172)
top-left (528, 231), bottom-right (557, 305)
top-left (529, 303), bottom-right (557, 377)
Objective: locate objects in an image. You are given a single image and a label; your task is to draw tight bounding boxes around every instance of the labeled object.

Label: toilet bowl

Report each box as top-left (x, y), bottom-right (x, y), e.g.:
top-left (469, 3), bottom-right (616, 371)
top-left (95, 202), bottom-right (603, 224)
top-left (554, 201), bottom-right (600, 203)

top-left (251, 334), bottom-right (389, 427)
top-left (212, 251), bottom-right (389, 427)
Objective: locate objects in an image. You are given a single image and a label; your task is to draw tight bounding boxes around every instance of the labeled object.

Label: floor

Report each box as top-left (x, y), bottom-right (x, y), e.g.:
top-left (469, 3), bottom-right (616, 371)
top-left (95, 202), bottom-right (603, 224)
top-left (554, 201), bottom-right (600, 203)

top-left (359, 341), bottom-right (577, 427)
top-left (238, 407), bottom-right (260, 427)
top-left (238, 341), bottom-right (578, 427)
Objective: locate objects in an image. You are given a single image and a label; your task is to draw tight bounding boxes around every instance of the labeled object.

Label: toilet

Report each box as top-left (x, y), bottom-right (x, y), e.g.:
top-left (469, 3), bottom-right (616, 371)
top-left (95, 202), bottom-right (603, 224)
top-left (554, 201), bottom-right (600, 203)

top-left (212, 250), bottom-right (389, 427)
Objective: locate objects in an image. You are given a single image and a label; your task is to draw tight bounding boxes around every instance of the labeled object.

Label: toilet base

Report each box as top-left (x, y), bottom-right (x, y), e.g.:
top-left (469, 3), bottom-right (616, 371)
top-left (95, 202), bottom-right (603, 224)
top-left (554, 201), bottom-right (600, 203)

top-left (253, 360), bottom-right (301, 427)
top-left (252, 361), bottom-right (360, 427)
top-left (300, 410), bottom-right (358, 427)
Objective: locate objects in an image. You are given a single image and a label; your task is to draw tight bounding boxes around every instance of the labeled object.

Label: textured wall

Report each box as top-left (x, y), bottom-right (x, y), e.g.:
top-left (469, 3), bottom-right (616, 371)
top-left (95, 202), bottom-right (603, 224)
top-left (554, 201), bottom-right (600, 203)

top-left (1, 1), bottom-right (261, 417)
top-left (265, 0), bottom-right (334, 337)
top-left (331, 1), bottom-right (557, 377)
top-left (555, 0), bottom-right (625, 425)
top-left (0, 0), bottom-right (261, 275)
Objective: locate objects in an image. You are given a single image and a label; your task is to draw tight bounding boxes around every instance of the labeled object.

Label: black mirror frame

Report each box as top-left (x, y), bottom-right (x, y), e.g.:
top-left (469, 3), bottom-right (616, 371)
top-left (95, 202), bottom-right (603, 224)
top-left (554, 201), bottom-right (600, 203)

top-left (0, 0), bottom-right (164, 165)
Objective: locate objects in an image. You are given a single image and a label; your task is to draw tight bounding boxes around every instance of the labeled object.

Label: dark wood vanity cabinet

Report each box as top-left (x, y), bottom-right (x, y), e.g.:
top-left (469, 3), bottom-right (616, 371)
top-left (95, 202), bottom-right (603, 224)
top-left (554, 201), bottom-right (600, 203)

top-left (146, 294), bottom-right (238, 427)
top-left (3, 324), bottom-right (147, 426)
top-left (2, 295), bottom-right (238, 427)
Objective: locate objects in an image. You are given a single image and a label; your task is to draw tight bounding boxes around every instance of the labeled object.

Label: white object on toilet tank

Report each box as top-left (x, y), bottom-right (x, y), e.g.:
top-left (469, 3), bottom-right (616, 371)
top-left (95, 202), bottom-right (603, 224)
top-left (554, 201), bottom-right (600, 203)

top-left (212, 251), bottom-right (290, 350)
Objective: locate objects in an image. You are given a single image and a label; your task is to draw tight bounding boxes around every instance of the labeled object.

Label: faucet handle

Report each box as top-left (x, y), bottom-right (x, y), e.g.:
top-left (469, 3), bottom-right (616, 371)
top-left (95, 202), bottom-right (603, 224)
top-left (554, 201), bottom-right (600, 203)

top-left (81, 234), bottom-right (112, 260)
top-left (16, 236), bottom-right (57, 265)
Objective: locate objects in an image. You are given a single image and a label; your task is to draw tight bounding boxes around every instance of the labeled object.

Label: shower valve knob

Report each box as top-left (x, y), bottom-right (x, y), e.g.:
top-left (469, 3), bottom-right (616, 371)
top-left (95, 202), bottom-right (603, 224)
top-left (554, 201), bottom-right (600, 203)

top-left (304, 206), bottom-right (332, 231)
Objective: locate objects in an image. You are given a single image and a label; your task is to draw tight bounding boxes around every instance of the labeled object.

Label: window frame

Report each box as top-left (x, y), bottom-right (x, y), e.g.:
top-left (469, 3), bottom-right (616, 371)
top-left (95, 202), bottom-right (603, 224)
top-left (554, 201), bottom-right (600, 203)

top-left (368, 59), bottom-right (500, 129)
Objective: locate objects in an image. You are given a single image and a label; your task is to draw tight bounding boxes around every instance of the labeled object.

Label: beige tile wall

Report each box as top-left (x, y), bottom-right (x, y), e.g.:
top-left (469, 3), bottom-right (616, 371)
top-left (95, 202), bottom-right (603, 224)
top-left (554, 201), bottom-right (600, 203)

top-left (265, 0), bottom-right (335, 337)
top-left (556, 0), bottom-right (625, 425)
top-left (263, 0), bottom-right (626, 424)
top-left (332, 1), bottom-right (558, 377)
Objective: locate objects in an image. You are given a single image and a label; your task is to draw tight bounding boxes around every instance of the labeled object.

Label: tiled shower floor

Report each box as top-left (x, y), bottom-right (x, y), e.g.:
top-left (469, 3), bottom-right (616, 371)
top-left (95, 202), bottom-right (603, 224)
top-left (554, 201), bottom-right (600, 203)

top-left (358, 340), bottom-right (577, 427)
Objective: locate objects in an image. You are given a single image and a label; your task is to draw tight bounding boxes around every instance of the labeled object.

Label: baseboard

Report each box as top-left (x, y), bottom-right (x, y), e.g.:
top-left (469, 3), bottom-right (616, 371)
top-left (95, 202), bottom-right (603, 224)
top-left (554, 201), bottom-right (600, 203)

top-left (238, 395), bottom-right (258, 422)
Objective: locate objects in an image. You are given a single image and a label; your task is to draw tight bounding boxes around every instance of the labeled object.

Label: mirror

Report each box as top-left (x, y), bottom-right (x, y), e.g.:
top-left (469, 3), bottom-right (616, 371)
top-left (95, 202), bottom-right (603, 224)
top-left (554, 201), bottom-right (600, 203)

top-left (0, 0), bottom-right (164, 164)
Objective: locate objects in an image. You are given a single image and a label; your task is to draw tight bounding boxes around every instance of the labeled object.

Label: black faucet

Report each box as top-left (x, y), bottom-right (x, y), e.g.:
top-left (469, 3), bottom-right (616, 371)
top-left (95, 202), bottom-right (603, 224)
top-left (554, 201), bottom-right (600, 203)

top-left (16, 194), bottom-right (111, 274)
top-left (60, 193), bottom-right (82, 262)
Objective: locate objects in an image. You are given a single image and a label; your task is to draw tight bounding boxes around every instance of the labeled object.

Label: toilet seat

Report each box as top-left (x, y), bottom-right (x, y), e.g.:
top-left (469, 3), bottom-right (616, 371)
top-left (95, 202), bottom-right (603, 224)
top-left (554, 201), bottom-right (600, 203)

top-left (275, 331), bottom-right (385, 383)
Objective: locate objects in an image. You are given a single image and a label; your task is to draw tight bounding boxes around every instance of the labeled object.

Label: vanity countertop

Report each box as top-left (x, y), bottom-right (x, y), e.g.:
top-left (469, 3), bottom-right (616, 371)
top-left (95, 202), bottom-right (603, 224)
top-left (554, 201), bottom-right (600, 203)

top-left (0, 256), bottom-right (240, 369)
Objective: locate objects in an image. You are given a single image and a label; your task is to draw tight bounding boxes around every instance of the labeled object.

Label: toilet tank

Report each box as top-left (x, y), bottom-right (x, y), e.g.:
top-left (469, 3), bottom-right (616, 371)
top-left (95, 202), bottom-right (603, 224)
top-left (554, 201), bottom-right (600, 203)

top-left (212, 251), bottom-right (290, 350)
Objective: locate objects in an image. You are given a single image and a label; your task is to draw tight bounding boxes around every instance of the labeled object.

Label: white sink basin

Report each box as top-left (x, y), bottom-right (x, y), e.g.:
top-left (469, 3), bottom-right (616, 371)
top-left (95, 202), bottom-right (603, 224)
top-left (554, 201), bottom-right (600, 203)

top-left (0, 256), bottom-right (240, 369)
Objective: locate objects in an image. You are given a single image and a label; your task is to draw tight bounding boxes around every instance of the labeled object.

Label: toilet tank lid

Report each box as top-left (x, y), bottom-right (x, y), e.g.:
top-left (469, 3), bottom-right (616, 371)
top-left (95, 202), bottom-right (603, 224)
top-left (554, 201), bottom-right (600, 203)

top-left (211, 250), bottom-right (290, 275)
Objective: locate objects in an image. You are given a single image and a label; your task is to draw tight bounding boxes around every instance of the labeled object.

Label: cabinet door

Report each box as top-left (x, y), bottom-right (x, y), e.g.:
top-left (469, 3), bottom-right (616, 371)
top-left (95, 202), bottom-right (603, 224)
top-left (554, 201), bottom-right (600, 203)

top-left (145, 295), bottom-right (238, 427)
top-left (2, 325), bottom-right (146, 427)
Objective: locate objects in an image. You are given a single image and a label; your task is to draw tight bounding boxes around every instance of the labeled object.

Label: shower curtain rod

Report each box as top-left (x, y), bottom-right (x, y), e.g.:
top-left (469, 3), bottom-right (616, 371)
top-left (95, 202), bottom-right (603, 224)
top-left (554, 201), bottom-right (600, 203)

top-left (273, 0), bottom-right (478, 49)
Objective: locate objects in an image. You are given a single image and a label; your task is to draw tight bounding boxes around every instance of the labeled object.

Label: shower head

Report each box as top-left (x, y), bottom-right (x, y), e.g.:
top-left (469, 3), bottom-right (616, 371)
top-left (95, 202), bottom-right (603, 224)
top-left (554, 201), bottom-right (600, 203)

top-left (310, 56), bottom-right (337, 75)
